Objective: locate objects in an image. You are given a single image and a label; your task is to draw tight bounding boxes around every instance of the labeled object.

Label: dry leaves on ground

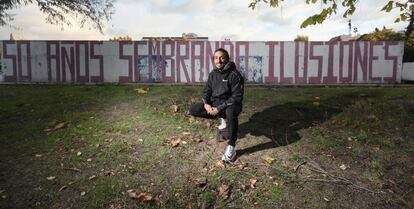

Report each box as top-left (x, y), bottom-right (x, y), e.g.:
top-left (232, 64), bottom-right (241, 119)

top-left (217, 183), bottom-right (231, 200)
top-left (104, 171), bottom-right (115, 176)
top-left (249, 179), bottom-right (257, 189)
top-left (127, 190), bottom-right (158, 203)
top-left (166, 132), bottom-right (203, 147)
top-left (170, 104), bottom-right (179, 113)
top-left (194, 177), bottom-right (208, 187)
top-left (215, 160), bottom-right (225, 168)
top-left (166, 136), bottom-right (182, 147)
top-left (44, 122), bottom-right (67, 134)
top-left (371, 145), bottom-right (381, 152)
top-left (263, 156), bottom-right (275, 164)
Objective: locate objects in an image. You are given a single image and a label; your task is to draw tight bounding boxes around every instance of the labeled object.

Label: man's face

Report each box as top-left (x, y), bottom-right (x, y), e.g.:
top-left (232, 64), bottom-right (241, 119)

top-left (214, 51), bottom-right (228, 70)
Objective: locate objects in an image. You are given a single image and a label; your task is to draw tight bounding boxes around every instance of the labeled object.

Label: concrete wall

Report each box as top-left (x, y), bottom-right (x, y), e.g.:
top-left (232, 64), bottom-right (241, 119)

top-left (402, 62), bottom-right (414, 81)
top-left (0, 40), bottom-right (405, 84)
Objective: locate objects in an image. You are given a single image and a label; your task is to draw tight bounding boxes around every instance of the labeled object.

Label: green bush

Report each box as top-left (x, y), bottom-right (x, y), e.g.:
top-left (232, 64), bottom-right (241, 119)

top-left (358, 27), bottom-right (414, 62)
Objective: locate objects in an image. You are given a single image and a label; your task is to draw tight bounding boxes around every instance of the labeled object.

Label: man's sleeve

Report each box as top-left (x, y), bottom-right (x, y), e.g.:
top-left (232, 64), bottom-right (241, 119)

top-left (201, 74), bottom-right (212, 104)
top-left (216, 72), bottom-right (244, 112)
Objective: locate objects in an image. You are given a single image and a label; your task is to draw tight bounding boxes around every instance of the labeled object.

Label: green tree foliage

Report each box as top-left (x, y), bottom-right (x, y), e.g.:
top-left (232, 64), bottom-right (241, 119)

top-left (109, 35), bottom-right (132, 41)
top-left (404, 32), bottom-right (414, 62)
top-left (294, 35), bottom-right (309, 41)
top-left (358, 27), bottom-right (405, 41)
top-left (405, 11), bottom-right (413, 37)
top-left (358, 27), bottom-right (414, 62)
top-left (0, 0), bottom-right (115, 33)
top-left (249, 0), bottom-right (414, 29)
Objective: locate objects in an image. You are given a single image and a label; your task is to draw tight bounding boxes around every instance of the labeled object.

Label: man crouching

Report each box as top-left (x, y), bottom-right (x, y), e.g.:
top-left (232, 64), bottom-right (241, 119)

top-left (189, 48), bottom-right (244, 163)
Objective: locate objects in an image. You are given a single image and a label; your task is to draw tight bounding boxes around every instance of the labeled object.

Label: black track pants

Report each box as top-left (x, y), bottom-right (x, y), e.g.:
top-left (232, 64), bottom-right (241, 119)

top-left (189, 102), bottom-right (242, 146)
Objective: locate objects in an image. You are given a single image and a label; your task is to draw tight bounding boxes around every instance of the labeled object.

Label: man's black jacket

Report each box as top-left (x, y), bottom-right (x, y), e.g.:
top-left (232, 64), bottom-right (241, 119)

top-left (201, 61), bottom-right (244, 112)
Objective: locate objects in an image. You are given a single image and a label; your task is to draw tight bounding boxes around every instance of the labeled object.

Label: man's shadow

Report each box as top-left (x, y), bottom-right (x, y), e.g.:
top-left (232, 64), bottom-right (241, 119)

top-left (236, 94), bottom-right (363, 157)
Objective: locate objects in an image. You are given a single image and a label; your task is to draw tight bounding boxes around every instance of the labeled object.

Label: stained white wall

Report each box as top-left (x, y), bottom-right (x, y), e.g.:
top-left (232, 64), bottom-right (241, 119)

top-left (402, 62), bottom-right (414, 81)
top-left (0, 40), bottom-right (405, 84)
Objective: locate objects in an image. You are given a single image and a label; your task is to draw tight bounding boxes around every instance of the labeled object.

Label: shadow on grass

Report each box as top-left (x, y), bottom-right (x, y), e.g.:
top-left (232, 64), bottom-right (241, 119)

top-left (236, 92), bottom-right (374, 157)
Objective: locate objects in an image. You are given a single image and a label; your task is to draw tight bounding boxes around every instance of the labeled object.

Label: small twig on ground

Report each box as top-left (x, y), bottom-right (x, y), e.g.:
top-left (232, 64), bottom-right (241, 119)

top-left (294, 161), bottom-right (307, 172)
top-left (62, 167), bottom-right (82, 173)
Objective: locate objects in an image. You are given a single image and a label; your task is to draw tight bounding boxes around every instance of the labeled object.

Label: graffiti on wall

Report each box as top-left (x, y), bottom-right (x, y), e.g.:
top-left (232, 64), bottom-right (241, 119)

top-left (0, 40), bottom-right (404, 84)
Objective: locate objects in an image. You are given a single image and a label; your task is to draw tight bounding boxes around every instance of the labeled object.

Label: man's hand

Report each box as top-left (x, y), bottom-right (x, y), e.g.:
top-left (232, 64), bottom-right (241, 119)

top-left (204, 103), bottom-right (213, 114)
top-left (204, 104), bottom-right (219, 116)
top-left (210, 107), bottom-right (219, 116)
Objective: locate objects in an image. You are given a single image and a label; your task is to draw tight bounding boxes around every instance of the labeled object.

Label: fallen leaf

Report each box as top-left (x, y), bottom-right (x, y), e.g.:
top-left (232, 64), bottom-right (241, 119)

top-left (47, 176), bottom-right (56, 180)
top-left (166, 136), bottom-right (181, 147)
top-left (171, 138), bottom-right (181, 147)
top-left (215, 160), bottom-right (225, 168)
top-left (249, 179), bottom-right (257, 189)
top-left (127, 189), bottom-right (138, 198)
top-left (194, 177), bottom-right (208, 187)
top-left (54, 122), bottom-right (66, 130)
top-left (134, 88), bottom-right (148, 94)
top-left (339, 164), bottom-right (347, 170)
top-left (138, 192), bottom-right (153, 203)
top-left (182, 132), bottom-right (191, 136)
top-left (193, 138), bottom-right (203, 143)
top-left (170, 105), bottom-right (179, 113)
top-left (217, 183), bottom-right (231, 200)
top-left (104, 171), bottom-right (115, 176)
top-left (323, 197), bottom-right (329, 202)
top-left (88, 175), bottom-right (96, 180)
top-left (58, 185), bottom-right (68, 192)
top-left (263, 156), bottom-right (275, 164)
top-left (238, 163), bottom-right (248, 170)
top-left (87, 158), bottom-right (92, 162)
top-left (371, 145), bottom-right (381, 152)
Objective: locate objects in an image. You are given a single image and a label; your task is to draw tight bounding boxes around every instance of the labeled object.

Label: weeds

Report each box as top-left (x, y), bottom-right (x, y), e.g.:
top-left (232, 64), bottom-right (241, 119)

top-left (1, 85), bottom-right (413, 209)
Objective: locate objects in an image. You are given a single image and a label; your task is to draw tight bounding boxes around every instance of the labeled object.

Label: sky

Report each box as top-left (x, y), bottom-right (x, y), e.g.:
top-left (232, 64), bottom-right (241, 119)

top-left (0, 0), bottom-right (409, 41)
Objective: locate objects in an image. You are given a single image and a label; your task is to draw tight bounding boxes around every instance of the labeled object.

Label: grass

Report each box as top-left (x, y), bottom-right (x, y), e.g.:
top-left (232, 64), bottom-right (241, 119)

top-left (0, 85), bottom-right (414, 209)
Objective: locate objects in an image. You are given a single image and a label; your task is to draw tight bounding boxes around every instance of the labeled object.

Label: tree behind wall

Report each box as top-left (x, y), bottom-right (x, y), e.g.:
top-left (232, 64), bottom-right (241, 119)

top-left (249, 1), bottom-right (414, 29)
top-left (294, 35), bottom-right (309, 41)
top-left (0, 0), bottom-right (115, 33)
top-left (406, 11), bottom-right (414, 38)
top-left (358, 27), bottom-right (414, 62)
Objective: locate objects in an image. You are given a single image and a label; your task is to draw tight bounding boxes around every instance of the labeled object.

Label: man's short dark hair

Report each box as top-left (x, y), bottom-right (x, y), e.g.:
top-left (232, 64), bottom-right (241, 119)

top-left (214, 48), bottom-right (230, 60)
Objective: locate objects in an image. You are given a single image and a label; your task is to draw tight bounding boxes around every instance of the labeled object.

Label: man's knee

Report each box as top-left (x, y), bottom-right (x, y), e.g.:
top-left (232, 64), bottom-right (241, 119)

top-left (189, 102), bottom-right (205, 116)
top-left (189, 104), bottom-right (199, 116)
top-left (225, 105), bottom-right (241, 119)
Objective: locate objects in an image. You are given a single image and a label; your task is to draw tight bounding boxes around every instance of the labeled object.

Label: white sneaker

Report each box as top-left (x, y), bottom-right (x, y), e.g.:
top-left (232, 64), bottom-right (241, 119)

top-left (221, 145), bottom-right (236, 162)
top-left (218, 118), bottom-right (227, 130)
